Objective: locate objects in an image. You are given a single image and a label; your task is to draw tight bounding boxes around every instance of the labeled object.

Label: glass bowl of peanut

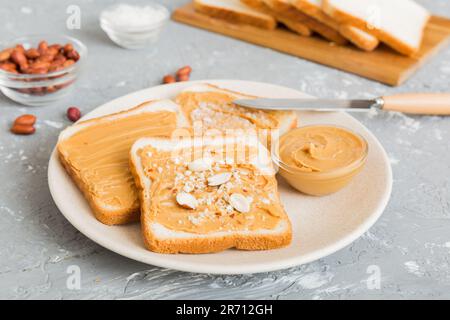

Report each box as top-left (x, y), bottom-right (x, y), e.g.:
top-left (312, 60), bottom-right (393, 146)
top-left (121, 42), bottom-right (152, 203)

top-left (0, 35), bottom-right (87, 106)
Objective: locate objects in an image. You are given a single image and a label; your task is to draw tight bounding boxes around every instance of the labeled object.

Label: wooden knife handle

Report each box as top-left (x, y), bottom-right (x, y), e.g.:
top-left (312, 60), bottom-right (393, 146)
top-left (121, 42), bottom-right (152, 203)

top-left (381, 93), bottom-right (450, 115)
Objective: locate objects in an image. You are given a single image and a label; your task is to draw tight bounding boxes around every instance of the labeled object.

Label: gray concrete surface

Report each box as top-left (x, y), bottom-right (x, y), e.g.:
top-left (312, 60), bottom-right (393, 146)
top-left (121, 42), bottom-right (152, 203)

top-left (0, 0), bottom-right (449, 300)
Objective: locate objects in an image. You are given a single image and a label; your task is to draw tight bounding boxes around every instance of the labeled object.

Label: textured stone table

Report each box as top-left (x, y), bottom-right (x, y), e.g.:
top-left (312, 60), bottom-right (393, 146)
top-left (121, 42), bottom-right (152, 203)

top-left (1, 0), bottom-right (449, 299)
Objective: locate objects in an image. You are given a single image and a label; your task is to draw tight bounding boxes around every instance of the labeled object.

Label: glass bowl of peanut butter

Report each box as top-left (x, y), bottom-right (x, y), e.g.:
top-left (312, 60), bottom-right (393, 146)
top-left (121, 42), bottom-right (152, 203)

top-left (272, 125), bottom-right (369, 196)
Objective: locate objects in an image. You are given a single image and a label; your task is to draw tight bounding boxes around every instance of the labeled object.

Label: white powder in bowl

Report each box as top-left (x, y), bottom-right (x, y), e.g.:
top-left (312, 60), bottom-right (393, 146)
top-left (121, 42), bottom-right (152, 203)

top-left (101, 3), bottom-right (168, 31)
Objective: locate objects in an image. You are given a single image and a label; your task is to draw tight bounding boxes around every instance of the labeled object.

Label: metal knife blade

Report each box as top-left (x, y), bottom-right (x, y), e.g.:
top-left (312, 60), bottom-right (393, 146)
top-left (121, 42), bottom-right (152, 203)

top-left (233, 98), bottom-right (382, 112)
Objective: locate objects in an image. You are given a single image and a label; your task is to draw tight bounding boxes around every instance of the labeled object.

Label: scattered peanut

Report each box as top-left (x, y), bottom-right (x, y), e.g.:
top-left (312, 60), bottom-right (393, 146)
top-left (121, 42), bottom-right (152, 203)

top-left (11, 124), bottom-right (36, 135)
top-left (0, 48), bottom-right (13, 62)
top-left (38, 53), bottom-right (55, 63)
top-left (46, 46), bottom-right (59, 58)
top-left (176, 65), bottom-right (192, 77)
top-left (11, 49), bottom-right (28, 70)
top-left (163, 74), bottom-right (176, 84)
top-left (66, 50), bottom-right (80, 61)
top-left (25, 48), bottom-right (40, 59)
top-left (49, 44), bottom-right (62, 51)
top-left (162, 65), bottom-right (193, 84)
top-left (54, 54), bottom-right (67, 63)
top-left (63, 59), bottom-right (75, 68)
top-left (63, 43), bottom-right (73, 54)
top-left (10, 114), bottom-right (37, 135)
top-left (29, 60), bottom-right (51, 70)
top-left (67, 107), bottom-right (81, 122)
top-left (38, 41), bottom-right (48, 54)
top-left (15, 44), bottom-right (25, 53)
top-left (176, 65), bottom-right (192, 82)
top-left (0, 61), bottom-right (17, 73)
top-left (14, 114), bottom-right (36, 126)
top-left (176, 74), bottom-right (190, 82)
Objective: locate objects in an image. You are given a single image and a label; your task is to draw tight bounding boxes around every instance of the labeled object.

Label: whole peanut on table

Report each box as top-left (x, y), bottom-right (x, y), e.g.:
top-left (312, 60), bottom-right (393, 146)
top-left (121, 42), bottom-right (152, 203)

top-left (11, 124), bottom-right (36, 135)
top-left (10, 114), bottom-right (37, 135)
top-left (163, 74), bottom-right (176, 84)
top-left (162, 65), bottom-right (193, 84)
top-left (67, 107), bottom-right (81, 122)
top-left (176, 66), bottom-right (192, 78)
top-left (14, 114), bottom-right (36, 126)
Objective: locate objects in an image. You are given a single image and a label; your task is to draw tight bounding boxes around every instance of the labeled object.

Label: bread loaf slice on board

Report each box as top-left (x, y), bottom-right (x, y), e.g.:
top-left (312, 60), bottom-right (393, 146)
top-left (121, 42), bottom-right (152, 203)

top-left (57, 100), bottom-right (187, 225)
top-left (263, 0), bottom-right (348, 45)
top-left (241, 0), bottom-right (311, 36)
top-left (338, 24), bottom-right (379, 51)
top-left (194, 0), bottom-right (277, 30)
top-left (130, 134), bottom-right (292, 254)
top-left (276, 14), bottom-right (312, 37)
top-left (292, 0), bottom-right (379, 51)
top-left (175, 83), bottom-right (297, 144)
top-left (323, 0), bottom-right (430, 56)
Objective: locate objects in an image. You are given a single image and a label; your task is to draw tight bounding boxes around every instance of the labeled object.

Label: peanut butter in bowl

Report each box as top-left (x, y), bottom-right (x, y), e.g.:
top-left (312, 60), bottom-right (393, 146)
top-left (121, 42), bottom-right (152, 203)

top-left (273, 125), bottom-right (368, 196)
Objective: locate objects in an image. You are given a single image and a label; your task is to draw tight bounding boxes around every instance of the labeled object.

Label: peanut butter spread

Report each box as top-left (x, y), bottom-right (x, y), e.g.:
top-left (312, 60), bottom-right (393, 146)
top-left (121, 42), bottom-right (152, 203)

top-left (138, 144), bottom-right (285, 234)
top-left (176, 91), bottom-right (281, 130)
top-left (58, 111), bottom-right (177, 209)
top-left (279, 126), bottom-right (367, 173)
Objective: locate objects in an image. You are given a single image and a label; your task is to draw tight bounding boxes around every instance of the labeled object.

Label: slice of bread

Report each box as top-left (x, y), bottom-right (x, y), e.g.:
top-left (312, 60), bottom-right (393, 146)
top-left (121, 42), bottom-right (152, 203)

top-left (57, 100), bottom-right (187, 225)
top-left (323, 0), bottom-right (430, 56)
top-left (292, 0), bottom-right (379, 51)
top-left (338, 24), bottom-right (379, 51)
top-left (276, 14), bottom-right (312, 37)
top-left (263, 0), bottom-right (348, 45)
top-left (194, 0), bottom-right (277, 30)
top-left (241, 0), bottom-right (312, 36)
top-left (175, 83), bottom-right (297, 145)
top-left (130, 134), bottom-right (292, 253)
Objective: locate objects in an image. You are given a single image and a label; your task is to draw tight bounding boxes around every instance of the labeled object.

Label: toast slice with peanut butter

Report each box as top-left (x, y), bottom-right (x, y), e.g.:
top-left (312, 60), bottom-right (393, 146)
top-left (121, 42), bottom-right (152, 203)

top-left (57, 100), bottom-right (188, 225)
top-left (175, 83), bottom-right (297, 149)
top-left (130, 134), bottom-right (292, 253)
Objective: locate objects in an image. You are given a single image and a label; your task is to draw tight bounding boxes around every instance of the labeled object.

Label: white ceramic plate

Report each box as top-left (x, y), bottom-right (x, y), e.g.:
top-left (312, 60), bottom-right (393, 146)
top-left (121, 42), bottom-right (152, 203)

top-left (48, 80), bottom-right (392, 275)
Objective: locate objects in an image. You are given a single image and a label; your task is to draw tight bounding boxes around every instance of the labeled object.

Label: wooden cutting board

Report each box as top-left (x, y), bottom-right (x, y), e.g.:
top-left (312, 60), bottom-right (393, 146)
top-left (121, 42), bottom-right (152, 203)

top-left (172, 3), bottom-right (450, 86)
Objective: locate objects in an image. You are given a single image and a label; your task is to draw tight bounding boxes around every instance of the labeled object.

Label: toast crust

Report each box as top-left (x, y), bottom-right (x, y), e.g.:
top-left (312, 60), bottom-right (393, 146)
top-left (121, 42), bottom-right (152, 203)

top-left (194, 0), bottom-right (277, 30)
top-left (141, 219), bottom-right (292, 254)
top-left (322, 0), bottom-right (430, 56)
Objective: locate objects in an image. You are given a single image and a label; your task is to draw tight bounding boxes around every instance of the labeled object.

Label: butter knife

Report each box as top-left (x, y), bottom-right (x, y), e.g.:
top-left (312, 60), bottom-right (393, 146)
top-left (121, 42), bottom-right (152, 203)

top-left (234, 93), bottom-right (450, 115)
